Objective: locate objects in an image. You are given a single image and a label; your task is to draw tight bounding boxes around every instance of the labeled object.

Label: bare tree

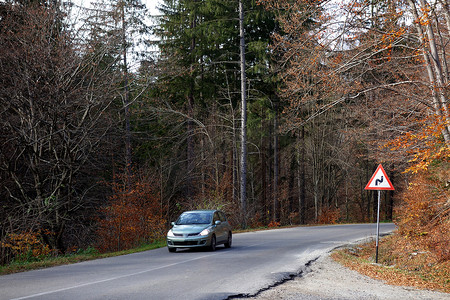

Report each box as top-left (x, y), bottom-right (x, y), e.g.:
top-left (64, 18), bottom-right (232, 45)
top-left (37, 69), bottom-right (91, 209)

top-left (0, 3), bottom-right (118, 251)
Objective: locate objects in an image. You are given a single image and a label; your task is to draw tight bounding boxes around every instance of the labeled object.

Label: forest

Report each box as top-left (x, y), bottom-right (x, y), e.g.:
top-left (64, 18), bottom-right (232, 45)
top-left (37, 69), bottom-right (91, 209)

top-left (0, 0), bottom-right (449, 265)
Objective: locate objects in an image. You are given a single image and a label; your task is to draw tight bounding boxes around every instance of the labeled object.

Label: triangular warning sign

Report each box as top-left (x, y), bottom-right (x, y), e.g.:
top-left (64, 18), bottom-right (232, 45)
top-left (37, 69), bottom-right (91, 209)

top-left (365, 164), bottom-right (394, 190)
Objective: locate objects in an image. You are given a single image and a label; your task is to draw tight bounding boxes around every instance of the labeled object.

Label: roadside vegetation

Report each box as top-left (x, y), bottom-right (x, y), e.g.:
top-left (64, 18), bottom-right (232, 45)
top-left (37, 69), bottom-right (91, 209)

top-left (333, 163), bottom-right (450, 293)
top-left (0, 0), bottom-right (449, 288)
top-left (332, 235), bottom-right (449, 293)
top-left (0, 240), bottom-right (166, 276)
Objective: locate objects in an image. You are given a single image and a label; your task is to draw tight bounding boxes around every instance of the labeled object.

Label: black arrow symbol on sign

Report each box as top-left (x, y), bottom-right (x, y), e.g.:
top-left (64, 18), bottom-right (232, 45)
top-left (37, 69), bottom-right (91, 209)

top-left (375, 176), bottom-right (384, 186)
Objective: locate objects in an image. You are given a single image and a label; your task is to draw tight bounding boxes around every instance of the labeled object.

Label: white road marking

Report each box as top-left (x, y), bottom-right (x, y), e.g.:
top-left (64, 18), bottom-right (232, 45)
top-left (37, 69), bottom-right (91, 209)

top-left (11, 242), bottom-right (267, 300)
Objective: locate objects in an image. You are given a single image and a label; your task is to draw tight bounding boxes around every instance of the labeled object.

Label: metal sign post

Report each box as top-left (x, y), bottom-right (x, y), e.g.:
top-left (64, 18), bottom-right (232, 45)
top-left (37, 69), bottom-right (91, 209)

top-left (365, 164), bottom-right (394, 264)
top-left (375, 190), bottom-right (381, 263)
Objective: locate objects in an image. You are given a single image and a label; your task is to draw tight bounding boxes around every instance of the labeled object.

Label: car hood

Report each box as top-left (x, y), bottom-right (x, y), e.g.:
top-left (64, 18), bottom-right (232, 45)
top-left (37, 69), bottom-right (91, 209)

top-left (171, 224), bottom-right (211, 234)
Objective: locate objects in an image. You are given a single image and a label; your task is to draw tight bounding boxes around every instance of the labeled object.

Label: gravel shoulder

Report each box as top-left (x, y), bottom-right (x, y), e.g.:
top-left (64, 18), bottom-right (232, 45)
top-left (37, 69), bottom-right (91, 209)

top-left (249, 254), bottom-right (449, 300)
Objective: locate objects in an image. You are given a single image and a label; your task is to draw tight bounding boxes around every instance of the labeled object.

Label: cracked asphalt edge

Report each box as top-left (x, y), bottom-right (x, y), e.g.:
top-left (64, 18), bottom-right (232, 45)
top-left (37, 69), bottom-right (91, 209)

top-left (225, 232), bottom-right (393, 300)
top-left (225, 256), bottom-right (320, 299)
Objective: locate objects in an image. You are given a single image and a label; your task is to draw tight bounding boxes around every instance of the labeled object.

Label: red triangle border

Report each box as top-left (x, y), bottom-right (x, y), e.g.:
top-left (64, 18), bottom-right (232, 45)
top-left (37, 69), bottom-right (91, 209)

top-left (365, 164), bottom-right (395, 190)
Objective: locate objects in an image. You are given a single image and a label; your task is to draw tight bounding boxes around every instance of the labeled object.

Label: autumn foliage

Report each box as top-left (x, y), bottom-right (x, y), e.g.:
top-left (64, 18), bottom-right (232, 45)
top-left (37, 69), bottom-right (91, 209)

top-left (318, 207), bottom-right (341, 225)
top-left (332, 235), bottom-right (450, 293)
top-left (1, 231), bottom-right (52, 262)
top-left (267, 220), bottom-right (281, 228)
top-left (387, 114), bottom-right (450, 173)
top-left (395, 165), bottom-right (450, 262)
top-left (96, 173), bottom-right (165, 253)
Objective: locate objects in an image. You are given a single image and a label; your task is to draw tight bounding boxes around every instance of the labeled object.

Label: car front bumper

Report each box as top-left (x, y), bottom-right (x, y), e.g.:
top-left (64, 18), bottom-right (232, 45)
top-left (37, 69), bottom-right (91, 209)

top-left (166, 235), bottom-right (212, 248)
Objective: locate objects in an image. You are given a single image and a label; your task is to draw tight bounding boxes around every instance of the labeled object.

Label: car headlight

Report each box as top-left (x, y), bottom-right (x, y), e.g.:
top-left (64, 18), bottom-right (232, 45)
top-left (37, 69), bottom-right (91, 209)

top-left (199, 227), bottom-right (212, 236)
top-left (167, 230), bottom-right (175, 237)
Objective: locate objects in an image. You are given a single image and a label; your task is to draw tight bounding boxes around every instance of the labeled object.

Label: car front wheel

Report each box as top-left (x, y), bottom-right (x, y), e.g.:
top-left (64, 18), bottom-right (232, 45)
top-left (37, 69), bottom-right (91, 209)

top-left (209, 235), bottom-right (216, 251)
top-left (168, 247), bottom-right (176, 253)
top-left (224, 232), bottom-right (232, 248)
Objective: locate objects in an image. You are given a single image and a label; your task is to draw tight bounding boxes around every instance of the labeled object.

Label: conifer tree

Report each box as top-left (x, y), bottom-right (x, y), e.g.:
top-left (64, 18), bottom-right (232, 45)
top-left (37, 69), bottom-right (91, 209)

top-left (83, 0), bottom-right (151, 183)
top-left (152, 0), bottom-right (277, 224)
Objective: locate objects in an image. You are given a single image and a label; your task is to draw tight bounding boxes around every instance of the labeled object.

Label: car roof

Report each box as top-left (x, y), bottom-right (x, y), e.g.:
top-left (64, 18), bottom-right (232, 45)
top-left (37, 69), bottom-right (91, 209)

top-left (182, 210), bottom-right (217, 214)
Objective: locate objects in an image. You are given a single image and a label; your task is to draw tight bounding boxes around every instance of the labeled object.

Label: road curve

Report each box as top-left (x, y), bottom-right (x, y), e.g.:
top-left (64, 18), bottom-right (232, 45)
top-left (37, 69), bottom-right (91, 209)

top-left (0, 223), bottom-right (395, 300)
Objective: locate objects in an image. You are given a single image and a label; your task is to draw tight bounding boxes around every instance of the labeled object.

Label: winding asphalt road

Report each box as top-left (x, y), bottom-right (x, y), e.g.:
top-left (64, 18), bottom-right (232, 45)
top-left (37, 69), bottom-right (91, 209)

top-left (0, 223), bottom-right (395, 300)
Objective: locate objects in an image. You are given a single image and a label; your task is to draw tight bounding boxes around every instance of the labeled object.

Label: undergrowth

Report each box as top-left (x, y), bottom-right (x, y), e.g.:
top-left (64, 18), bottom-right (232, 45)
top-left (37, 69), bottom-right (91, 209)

top-left (332, 235), bottom-right (449, 293)
top-left (0, 240), bottom-right (166, 275)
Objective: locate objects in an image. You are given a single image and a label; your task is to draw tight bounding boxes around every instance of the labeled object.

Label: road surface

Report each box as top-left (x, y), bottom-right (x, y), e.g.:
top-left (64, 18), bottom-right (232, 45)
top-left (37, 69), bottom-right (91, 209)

top-left (0, 223), bottom-right (395, 300)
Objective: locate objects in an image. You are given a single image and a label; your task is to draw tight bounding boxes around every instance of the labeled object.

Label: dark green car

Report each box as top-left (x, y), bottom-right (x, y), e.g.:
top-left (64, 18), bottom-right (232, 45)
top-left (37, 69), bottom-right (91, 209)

top-left (167, 210), bottom-right (232, 252)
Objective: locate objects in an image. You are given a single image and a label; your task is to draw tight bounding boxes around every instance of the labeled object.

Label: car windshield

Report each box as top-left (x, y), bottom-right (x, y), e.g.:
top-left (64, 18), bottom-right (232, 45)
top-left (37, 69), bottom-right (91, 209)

top-left (176, 212), bottom-right (212, 225)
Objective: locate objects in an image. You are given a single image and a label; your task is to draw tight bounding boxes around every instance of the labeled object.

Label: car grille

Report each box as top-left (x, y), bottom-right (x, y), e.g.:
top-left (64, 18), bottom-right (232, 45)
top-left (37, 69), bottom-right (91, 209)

top-left (173, 241), bottom-right (200, 246)
top-left (173, 233), bottom-right (200, 237)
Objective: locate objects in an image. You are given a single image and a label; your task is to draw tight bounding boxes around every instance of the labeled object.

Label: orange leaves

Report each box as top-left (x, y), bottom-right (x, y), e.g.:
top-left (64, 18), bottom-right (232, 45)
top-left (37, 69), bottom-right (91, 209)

top-left (417, 5), bottom-right (431, 26)
top-left (386, 114), bottom-right (450, 173)
top-left (396, 168), bottom-right (450, 262)
top-left (379, 28), bottom-right (406, 56)
top-left (96, 172), bottom-right (165, 253)
top-left (318, 206), bottom-right (341, 224)
top-left (1, 231), bottom-right (52, 262)
top-left (268, 220), bottom-right (281, 227)
top-left (333, 235), bottom-right (450, 293)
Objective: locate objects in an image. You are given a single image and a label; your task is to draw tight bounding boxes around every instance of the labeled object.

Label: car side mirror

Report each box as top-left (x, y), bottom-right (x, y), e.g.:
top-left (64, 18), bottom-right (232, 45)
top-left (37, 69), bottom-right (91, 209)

top-left (215, 220), bottom-right (221, 225)
top-left (171, 222), bottom-right (175, 226)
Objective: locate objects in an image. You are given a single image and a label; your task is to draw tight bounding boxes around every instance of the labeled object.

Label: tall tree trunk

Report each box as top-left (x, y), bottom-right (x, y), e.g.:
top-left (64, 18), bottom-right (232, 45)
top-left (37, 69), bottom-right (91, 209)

top-left (273, 101), bottom-right (279, 222)
top-left (261, 119), bottom-right (268, 223)
top-left (367, 163), bottom-right (372, 222)
top-left (345, 172), bottom-right (349, 222)
top-left (230, 100), bottom-right (238, 205)
top-left (201, 137), bottom-right (205, 198)
top-left (408, 0), bottom-right (450, 143)
top-left (298, 126), bottom-right (306, 224)
top-left (288, 146), bottom-right (296, 224)
top-left (121, 1), bottom-right (132, 188)
top-left (239, 0), bottom-right (247, 228)
top-left (233, 135), bottom-right (238, 204)
top-left (186, 10), bottom-right (197, 200)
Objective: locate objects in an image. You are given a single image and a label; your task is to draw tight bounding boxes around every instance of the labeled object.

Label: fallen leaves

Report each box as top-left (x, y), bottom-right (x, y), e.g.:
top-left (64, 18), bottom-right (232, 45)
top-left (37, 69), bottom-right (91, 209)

top-left (331, 235), bottom-right (450, 293)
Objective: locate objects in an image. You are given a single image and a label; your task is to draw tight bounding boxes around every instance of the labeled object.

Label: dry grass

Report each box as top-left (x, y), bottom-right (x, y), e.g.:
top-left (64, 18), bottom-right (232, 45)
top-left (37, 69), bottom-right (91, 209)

top-left (0, 240), bottom-right (166, 275)
top-left (331, 235), bottom-right (450, 293)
